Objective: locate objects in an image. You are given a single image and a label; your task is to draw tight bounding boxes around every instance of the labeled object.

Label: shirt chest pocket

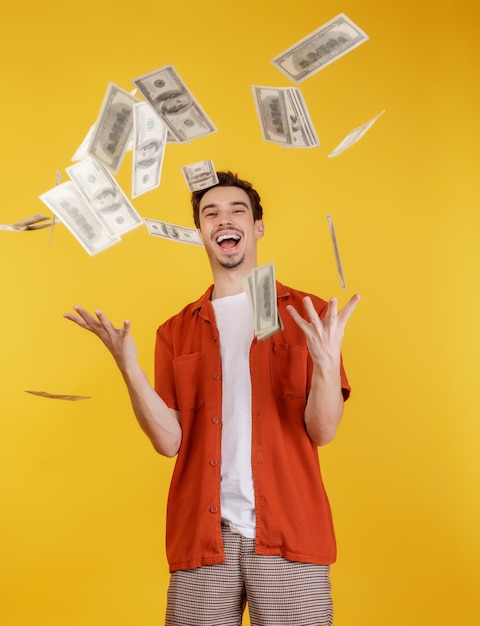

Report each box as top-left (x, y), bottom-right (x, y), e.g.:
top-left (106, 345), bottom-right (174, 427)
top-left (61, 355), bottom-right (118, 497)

top-left (173, 351), bottom-right (206, 411)
top-left (271, 343), bottom-right (308, 401)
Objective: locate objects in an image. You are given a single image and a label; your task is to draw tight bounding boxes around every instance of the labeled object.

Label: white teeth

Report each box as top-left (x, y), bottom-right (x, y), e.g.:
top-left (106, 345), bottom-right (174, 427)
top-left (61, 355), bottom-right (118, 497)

top-left (216, 234), bottom-right (240, 243)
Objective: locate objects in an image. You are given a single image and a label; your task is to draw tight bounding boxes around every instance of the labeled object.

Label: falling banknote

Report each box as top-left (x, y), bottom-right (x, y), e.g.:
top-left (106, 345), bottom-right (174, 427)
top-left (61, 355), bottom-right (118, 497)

top-left (25, 390), bottom-right (91, 401)
top-left (144, 218), bottom-right (203, 246)
top-left (0, 214), bottom-right (53, 231)
top-left (326, 213), bottom-right (346, 290)
top-left (67, 157), bottom-right (143, 237)
top-left (87, 83), bottom-right (139, 173)
top-left (328, 110), bottom-right (385, 157)
top-left (181, 160), bottom-right (219, 192)
top-left (132, 101), bottom-right (168, 198)
top-left (271, 13), bottom-right (369, 83)
top-left (243, 262), bottom-right (283, 340)
top-left (252, 85), bottom-right (319, 148)
top-left (133, 64), bottom-right (217, 142)
top-left (39, 181), bottom-right (120, 255)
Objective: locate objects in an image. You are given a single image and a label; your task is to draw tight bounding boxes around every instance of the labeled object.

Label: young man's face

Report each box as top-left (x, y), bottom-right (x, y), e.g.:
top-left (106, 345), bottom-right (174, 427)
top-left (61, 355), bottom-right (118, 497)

top-left (197, 185), bottom-right (264, 271)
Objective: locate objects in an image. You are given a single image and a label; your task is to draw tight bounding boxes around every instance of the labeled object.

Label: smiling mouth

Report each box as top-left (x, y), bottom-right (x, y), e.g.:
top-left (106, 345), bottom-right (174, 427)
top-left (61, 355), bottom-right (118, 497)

top-left (215, 233), bottom-right (241, 250)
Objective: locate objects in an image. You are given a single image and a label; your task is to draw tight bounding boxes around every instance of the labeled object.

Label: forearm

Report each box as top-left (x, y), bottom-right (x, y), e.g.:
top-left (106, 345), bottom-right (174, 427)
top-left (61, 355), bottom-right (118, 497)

top-left (121, 362), bottom-right (182, 457)
top-left (304, 365), bottom-right (344, 446)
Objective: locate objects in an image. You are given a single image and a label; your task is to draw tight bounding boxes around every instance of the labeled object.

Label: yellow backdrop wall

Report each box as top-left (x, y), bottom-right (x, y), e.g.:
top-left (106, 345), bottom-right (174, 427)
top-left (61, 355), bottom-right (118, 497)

top-left (1, 1), bottom-right (479, 625)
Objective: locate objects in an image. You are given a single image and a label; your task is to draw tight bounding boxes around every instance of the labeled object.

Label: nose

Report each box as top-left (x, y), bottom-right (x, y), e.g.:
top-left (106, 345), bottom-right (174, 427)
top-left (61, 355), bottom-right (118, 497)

top-left (218, 210), bottom-right (233, 226)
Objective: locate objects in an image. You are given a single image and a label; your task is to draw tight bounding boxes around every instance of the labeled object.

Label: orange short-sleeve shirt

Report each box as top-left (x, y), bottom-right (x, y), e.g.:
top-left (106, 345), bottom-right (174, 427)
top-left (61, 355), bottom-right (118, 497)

top-left (155, 282), bottom-right (350, 573)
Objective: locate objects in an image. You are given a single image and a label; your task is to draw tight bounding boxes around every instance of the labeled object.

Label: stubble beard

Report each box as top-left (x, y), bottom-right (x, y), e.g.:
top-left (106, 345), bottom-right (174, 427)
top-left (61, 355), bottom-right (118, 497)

top-left (218, 254), bottom-right (245, 271)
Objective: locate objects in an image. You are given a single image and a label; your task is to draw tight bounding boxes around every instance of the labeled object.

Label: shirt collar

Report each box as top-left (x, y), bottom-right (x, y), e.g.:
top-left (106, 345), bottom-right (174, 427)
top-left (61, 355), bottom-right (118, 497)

top-left (192, 281), bottom-right (290, 318)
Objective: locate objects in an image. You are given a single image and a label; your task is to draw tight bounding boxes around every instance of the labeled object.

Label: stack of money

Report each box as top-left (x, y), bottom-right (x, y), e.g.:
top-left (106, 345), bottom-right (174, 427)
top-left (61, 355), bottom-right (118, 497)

top-left (252, 86), bottom-right (319, 148)
top-left (243, 262), bottom-right (283, 340)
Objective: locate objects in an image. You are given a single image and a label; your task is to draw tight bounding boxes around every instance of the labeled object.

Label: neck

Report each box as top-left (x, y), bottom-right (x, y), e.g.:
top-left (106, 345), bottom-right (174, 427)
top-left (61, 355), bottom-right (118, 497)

top-left (210, 261), bottom-right (256, 300)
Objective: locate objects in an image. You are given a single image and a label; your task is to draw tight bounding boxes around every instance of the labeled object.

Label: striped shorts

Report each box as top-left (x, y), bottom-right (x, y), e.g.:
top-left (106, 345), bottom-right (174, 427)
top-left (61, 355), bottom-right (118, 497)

top-left (165, 523), bottom-right (333, 626)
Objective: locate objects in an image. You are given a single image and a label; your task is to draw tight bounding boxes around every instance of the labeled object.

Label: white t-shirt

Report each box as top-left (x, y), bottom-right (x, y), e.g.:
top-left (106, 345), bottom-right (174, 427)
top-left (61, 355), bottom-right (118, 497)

top-left (212, 291), bottom-right (256, 538)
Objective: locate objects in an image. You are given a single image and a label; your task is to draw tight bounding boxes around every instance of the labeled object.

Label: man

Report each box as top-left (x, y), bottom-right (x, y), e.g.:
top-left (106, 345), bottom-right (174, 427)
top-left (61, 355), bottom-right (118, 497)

top-left (65, 171), bottom-right (360, 626)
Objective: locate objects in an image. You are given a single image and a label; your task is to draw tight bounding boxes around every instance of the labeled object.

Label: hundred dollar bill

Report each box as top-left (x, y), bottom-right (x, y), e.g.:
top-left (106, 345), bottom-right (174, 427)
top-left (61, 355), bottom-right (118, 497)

top-left (326, 214), bottom-right (346, 290)
top-left (144, 218), bottom-right (203, 246)
top-left (132, 101), bottom-right (168, 198)
top-left (243, 262), bottom-right (283, 340)
top-left (181, 160), bottom-right (219, 192)
top-left (87, 83), bottom-right (138, 173)
top-left (328, 110), bottom-right (385, 157)
top-left (39, 181), bottom-right (120, 255)
top-left (133, 64), bottom-right (217, 142)
top-left (282, 87), bottom-right (320, 147)
top-left (271, 13), bottom-right (369, 83)
top-left (67, 157), bottom-right (143, 236)
top-left (252, 86), bottom-right (319, 147)
top-left (73, 89), bottom-right (139, 162)
top-left (48, 170), bottom-right (62, 244)
top-left (0, 214), bottom-right (53, 231)
top-left (25, 390), bottom-right (91, 401)
top-left (73, 122), bottom-right (137, 162)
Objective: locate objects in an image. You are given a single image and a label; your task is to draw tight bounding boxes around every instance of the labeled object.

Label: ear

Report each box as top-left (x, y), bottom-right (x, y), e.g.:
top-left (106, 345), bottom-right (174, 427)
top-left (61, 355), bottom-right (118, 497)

top-left (254, 219), bottom-right (265, 240)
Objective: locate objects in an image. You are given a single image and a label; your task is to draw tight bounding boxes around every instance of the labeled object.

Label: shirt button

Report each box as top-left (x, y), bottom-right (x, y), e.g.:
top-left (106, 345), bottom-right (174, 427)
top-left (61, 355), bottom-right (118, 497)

top-left (209, 459), bottom-right (218, 467)
top-left (209, 506), bottom-right (218, 514)
top-left (213, 373), bottom-right (220, 380)
top-left (212, 417), bottom-right (220, 424)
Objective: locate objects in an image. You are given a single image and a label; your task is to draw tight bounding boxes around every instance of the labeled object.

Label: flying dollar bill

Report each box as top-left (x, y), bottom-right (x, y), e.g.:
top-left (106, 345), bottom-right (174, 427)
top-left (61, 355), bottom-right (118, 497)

top-left (87, 83), bottom-right (139, 173)
top-left (271, 13), bottom-right (369, 83)
top-left (328, 110), bottom-right (385, 157)
top-left (326, 213), bottom-right (346, 290)
top-left (243, 262), bottom-right (283, 340)
top-left (39, 181), bottom-right (120, 255)
top-left (144, 218), bottom-right (203, 246)
top-left (67, 157), bottom-right (143, 237)
top-left (252, 86), bottom-right (320, 147)
top-left (133, 64), bottom-right (217, 142)
top-left (73, 89), bottom-right (139, 162)
top-left (181, 160), bottom-right (219, 192)
top-left (0, 214), bottom-right (54, 231)
top-left (25, 390), bottom-right (91, 401)
top-left (132, 101), bottom-right (168, 198)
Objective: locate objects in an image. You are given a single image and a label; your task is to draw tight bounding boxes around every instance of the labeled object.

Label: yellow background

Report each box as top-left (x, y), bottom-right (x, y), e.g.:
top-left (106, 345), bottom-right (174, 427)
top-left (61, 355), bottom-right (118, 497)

top-left (1, 0), bottom-right (479, 624)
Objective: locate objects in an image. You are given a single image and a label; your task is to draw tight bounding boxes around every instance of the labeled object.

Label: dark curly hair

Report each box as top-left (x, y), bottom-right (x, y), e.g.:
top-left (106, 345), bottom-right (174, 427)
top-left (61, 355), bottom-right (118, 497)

top-left (191, 171), bottom-right (263, 228)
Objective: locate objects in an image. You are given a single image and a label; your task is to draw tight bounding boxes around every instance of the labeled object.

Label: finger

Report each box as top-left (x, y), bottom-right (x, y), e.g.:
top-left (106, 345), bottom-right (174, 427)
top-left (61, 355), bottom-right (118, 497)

top-left (286, 304), bottom-right (310, 333)
top-left (71, 305), bottom-right (100, 326)
top-left (121, 320), bottom-right (132, 338)
top-left (302, 297), bottom-right (325, 332)
top-left (94, 309), bottom-right (113, 331)
top-left (323, 297), bottom-right (338, 323)
top-left (64, 305), bottom-right (99, 330)
top-left (63, 312), bottom-right (90, 330)
top-left (338, 294), bottom-right (361, 324)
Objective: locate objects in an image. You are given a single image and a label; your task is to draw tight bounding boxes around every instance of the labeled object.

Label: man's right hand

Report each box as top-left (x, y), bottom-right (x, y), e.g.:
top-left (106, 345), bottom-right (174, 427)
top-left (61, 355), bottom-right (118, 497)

top-left (64, 306), bottom-right (138, 374)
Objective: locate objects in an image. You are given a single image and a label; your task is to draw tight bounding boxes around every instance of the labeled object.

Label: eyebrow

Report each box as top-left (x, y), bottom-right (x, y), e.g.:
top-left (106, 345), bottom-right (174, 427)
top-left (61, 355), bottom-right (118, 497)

top-left (200, 200), bottom-right (250, 213)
